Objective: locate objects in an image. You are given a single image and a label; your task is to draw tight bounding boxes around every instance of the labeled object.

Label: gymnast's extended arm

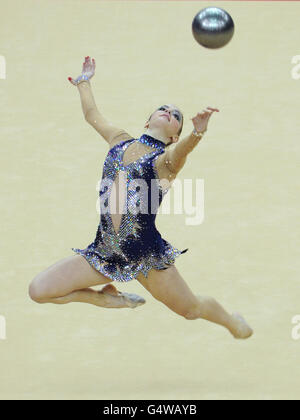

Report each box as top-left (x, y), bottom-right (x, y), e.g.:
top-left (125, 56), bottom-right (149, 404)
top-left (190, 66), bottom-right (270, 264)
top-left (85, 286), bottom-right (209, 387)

top-left (164, 107), bottom-right (219, 174)
top-left (68, 56), bottom-right (128, 145)
top-left (164, 130), bottom-right (202, 175)
top-left (77, 80), bottom-right (126, 145)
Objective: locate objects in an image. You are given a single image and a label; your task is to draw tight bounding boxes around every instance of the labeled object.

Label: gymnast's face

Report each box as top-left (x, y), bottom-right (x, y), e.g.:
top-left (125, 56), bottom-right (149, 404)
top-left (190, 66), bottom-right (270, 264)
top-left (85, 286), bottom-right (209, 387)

top-left (145, 104), bottom-right (183, 142)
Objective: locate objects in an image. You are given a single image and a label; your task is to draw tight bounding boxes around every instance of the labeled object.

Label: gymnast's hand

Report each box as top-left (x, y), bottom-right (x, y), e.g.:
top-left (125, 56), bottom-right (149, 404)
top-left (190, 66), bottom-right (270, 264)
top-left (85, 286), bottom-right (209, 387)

top-left (190, 107), bottom-right (219, 133)
top-left (68, 56), bottom-right (96, 86)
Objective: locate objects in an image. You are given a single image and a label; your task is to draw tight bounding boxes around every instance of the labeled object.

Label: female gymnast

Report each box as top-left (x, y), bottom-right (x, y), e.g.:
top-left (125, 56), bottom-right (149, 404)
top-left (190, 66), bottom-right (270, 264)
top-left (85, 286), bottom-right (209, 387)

top-left (29, 56), bottom-right (253, 339)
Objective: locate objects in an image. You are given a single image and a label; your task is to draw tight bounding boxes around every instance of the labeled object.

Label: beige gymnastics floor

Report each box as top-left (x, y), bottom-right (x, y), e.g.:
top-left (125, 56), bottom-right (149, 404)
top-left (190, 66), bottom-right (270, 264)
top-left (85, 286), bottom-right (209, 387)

top-left (0, 0), bottom-right (299, 400)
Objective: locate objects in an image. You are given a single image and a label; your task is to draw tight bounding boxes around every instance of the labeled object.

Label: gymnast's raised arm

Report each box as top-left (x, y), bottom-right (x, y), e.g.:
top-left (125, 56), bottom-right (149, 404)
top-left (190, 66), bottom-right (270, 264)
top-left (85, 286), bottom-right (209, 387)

top-left (164, 107), bottom-right (219, 175)
top-left (68, 56), bottom-right (129, 146)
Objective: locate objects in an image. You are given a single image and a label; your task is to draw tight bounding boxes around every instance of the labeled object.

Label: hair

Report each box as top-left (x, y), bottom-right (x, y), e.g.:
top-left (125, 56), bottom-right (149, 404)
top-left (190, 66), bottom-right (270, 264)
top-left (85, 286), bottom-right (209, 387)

top-left (147, 110), bottom-right (184, 148)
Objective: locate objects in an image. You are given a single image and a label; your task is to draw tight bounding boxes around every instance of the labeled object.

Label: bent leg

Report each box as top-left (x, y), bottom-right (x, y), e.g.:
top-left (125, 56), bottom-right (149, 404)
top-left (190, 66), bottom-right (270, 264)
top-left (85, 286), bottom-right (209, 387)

top-left (136, 265), bottom-right (253, 339)
top-left (29, 255), bottom-right (112, 300)
top-left (29, 255), bottom-right (145, 309)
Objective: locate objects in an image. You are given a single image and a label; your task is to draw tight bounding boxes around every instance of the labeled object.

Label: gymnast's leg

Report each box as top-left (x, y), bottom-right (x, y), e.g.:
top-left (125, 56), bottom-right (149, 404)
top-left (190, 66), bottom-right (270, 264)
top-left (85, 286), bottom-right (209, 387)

top-left (29, 255), bottom-right (145, 308)
top-left (136, 265), bottom-right (253, 339)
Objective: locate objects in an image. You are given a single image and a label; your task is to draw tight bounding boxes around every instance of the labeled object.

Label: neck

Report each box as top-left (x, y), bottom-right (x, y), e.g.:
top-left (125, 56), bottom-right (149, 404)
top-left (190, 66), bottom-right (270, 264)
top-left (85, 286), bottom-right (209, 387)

top-left (143, 128), bottom-right (170, 145)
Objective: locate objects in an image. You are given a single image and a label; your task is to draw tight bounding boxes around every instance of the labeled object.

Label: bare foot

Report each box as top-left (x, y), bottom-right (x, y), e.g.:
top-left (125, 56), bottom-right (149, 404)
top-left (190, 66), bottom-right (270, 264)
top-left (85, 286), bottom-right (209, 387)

top-left (99, 285), bottom-right (146, 309)
top-left (231, 312), bottom-right (253, 339)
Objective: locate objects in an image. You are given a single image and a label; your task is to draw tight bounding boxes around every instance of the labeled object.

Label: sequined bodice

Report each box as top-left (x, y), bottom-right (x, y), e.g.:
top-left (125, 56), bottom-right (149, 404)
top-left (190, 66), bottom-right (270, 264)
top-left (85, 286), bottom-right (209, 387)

top-left (97, 134), bottom-right (168, 251)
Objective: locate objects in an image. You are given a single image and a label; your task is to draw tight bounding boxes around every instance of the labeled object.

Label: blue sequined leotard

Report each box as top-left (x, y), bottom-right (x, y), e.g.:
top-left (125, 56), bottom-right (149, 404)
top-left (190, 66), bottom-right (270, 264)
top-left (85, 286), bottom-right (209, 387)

top-left (71, 133), bottom-right (188, 282)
